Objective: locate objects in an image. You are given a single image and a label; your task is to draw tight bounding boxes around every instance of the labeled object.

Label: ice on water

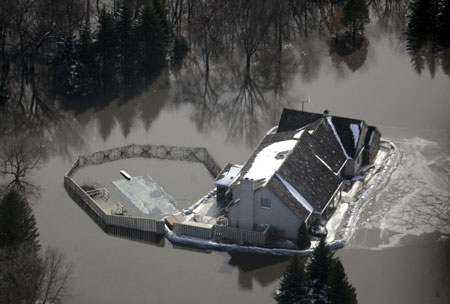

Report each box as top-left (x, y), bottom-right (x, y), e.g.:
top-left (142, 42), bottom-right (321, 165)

top-left (112, 175), bottom-right (179, 218)
top-left (350, 137), bottom-right (450, 249)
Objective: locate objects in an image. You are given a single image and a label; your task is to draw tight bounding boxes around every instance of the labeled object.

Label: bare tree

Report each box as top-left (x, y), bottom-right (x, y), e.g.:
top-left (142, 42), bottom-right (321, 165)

top-left (0, 245), bottom-right (74, 304)
top-left (38, 247), bottom-right (75, 304)
top-left (0, 134), bottom-right (43, 197)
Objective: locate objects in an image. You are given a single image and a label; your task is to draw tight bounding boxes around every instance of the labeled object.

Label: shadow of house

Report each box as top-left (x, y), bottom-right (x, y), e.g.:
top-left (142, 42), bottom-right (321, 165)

top-left (227, 253), bottom-right (290, 290)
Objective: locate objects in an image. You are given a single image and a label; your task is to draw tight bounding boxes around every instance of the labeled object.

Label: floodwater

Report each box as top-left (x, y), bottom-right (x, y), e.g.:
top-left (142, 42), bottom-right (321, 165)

top-left (12, 10), bottom-right (450, 304)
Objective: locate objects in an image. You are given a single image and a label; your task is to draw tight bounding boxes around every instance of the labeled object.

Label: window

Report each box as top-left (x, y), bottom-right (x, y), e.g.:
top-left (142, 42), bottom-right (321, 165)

top-left (260, 198), bottom-right (271, 209)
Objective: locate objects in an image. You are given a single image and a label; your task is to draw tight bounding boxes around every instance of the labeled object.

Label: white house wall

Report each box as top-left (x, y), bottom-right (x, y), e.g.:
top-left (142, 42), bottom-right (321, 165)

top-left (254, 187), bottom-right (302, 239)
top-left (228, 203), bottom-right (240, 227)
top-left (239, 179), bottom-right (255, 230)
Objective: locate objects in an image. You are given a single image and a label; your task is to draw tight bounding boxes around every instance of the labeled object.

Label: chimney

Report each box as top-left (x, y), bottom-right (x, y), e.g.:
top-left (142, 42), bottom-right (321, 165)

top-left (323, 109), bottom-right (329, 117)
top-left (239, 178), bottom-right (255, 230)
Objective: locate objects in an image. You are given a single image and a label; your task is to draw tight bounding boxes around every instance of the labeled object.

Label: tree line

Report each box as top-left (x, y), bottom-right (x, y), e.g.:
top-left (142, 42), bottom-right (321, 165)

top-left (0, 0), bottom-right (188, 107)
top-left (406, 0), bottom-right (450, 77)
top-left (276, 238), bottom-right (357, 304)
top-left (53, 0), bottom-right (187, 97)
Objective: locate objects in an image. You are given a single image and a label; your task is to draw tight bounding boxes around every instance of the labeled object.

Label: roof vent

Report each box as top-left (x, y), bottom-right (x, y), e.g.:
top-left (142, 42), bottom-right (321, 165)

top-left (275, 151), bottom-right (289, 160)
top-left (323, 109), bottom-right (329, 117)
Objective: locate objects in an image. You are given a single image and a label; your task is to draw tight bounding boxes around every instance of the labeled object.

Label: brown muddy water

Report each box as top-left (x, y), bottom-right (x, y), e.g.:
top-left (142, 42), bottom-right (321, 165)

top-left (23, 15), bottom-right (450, 304)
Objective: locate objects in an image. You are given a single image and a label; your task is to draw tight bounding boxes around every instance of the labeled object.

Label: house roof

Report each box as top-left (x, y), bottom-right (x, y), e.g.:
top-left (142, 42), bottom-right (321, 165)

top-left (227, 119), bottom-right (345, 218)
top-left (238, 130), bottom-right (301, 186)
top-left (278, 109), bottom-right (323, 133)
top-left (215, 163), bottom-right (242, 187)
top-left (364, 126), bottom-right (380, 147)
top-left (325, 116), bottom-right (367, 159)
top-left (277, 108), bottom-right (369, 160)
top-left (265, 130), bottom-right (343, 218)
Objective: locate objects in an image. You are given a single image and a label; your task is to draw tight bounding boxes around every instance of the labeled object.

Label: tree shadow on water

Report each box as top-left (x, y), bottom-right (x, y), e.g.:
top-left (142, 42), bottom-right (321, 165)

top-left (329, 33), bottom-right (369, 72)
top-left (223, 253), bottom-right (291, 291)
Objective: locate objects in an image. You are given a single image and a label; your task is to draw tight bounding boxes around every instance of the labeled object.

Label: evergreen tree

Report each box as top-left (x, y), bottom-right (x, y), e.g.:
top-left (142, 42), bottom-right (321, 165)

top-left (96, 8), bottom-right (117, 88)
top-left (439, 0), bottom-right (450, 44)
top-left (116, 2), bottom-right (138, 85)
top-left (53, 36), bottom-right (77, 94)
top-left (137, 2), bottom-right (168, 75)
top-left (328, 260), bottom-right (358, 304)
top-left (0, 189), bottom-right (39, 252)
top-left (342, 0), bottom-right (370, 41)
top-left (171, 35), bottom-right (189, 65)
top-left (307, 237), bottom-right (335, 300)
top-left (407, 0), bottom-right (440, 39)
top-left (74, 26), bottom-right (98, 96)
top-left (275, 254), bottom-right (308, 304)
top-left (152, 0), bottom-right (170, 37)
top-left (297, 222), bottom-right (311, 250)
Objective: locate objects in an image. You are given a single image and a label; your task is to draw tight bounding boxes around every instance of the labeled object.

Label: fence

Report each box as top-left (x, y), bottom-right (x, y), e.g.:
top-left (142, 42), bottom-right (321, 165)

top-left (214, 225), bottom-right (270, 246)
top-left (64, 176), bottom-right (165, 235)
top-left (173, 221), bottom-right (215, 239)
top-left (71, 144), bottom-right (222, 178)
top-left (64, 144), bottom-right (222, 242)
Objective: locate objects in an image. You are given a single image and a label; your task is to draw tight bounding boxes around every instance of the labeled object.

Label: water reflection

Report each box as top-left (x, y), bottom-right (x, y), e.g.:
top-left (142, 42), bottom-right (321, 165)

top-left (405, 0), bottom-right (450, 77)
top-left (329, 35), bottom-right (369, 72)
top-left (0, 133), bottom-right (43, 198)
top-left (226, 253), bottom-right (289, 290)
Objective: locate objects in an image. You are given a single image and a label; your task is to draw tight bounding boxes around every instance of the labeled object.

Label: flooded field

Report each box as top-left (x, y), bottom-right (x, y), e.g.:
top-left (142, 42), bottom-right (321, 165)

top-left (1, 2), bottom-right (450, 303)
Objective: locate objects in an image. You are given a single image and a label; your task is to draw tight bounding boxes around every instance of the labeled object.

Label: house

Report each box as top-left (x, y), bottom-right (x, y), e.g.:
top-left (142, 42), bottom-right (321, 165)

top-left (214, 109), bottom-right (381, 240)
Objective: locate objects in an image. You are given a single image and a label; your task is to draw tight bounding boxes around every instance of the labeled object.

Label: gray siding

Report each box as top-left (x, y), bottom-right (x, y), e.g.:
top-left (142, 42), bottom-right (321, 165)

top-left (239, 179), bottom-right (255, 230)
top-left (254, 187), bottom-right (303, 239)
top-left (344, 148), bottom-right (364, 176)
top-left (229, 203), bottom-right (240, 227)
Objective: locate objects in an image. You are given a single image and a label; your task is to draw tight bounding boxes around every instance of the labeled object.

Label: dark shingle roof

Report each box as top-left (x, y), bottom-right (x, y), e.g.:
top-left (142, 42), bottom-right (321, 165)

top-left (277, 108), bottom-right (323, 133)
top-left (266, 132), bottom-right (343, 217)
top-left (326, 116), bottom-right (366, 159)
top-left (364, 126), bottom-right (379, 147)
top-left (306, 120), bottom-right (347, 174)
top-left (277, 108), bottom-right (369, 159)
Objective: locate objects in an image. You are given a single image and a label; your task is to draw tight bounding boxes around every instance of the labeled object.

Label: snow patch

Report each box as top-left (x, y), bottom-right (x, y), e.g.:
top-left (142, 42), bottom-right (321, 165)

top-left (294, 129), bottom-right (305, 139)
top-left (266, 126), bottom-right (278, 135)
top-left (326, 203), bottom-right (348, 243)
top-left (244, 140), bottom-right (297, 183)
top-left (165, 226), bottom-right (344, 256)
top-left (215, 165), bottom-right (242, 187)
top-left (350, 123), bottom-right (360, 148)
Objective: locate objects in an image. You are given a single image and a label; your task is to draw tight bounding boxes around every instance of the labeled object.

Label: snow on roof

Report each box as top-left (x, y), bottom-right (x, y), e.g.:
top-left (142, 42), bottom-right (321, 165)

top-left (215, 164), bottom-right (242, 187)
top-left (244, 140), bottom-right (297, 183)
top-left (266, 126), bottom-right (278, 135)
top-left (350, 123), bottom-right (360, 148)
top-left (315, 154), bottom-right (335, 175)
top-left (326, 116), bottom-right (351, 159)
top-left (293, 129), bottom-right (305, 139)
top-left (276, 173), bottom-right (314, 213)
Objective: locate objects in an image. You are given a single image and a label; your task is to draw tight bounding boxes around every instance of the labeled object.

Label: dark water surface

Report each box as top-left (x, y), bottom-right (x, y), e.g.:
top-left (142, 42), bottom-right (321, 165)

top-left (23, 12), bottom-right (450, 304)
